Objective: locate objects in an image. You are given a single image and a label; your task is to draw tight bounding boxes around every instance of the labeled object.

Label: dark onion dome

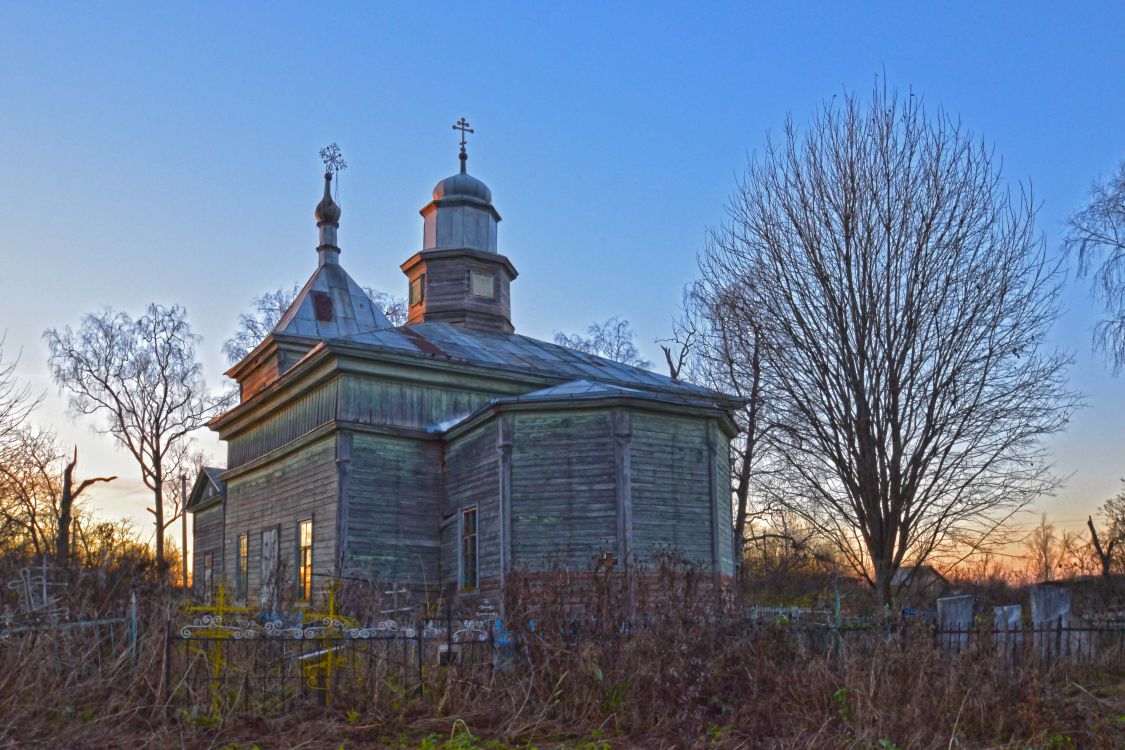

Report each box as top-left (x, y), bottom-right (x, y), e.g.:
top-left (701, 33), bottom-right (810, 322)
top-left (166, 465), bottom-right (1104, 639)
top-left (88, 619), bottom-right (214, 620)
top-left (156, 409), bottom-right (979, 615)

top-left (432, 171), bottom-right (492, 204)
top-left (315, 172), bottom-right (341, 225)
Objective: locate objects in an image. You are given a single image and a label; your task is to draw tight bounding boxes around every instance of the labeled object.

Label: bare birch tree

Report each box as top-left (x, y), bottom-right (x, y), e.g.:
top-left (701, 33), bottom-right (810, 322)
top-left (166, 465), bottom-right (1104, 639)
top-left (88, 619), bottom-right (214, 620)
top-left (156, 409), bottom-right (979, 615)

top-left (699, 86), bottom-right (1077, 607)
top-left (1064, 161), bottom-right (1125, 372)
top-left (554, 316), bottom-right (652, 369)
top-left (44, 304), bottom-right (230, 571)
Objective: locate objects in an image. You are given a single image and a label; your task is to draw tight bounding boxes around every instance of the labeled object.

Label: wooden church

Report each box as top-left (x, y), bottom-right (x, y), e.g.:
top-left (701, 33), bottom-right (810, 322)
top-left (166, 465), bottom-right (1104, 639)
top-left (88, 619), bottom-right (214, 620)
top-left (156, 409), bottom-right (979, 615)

top-left (187, 130), bottom-right (738, 612)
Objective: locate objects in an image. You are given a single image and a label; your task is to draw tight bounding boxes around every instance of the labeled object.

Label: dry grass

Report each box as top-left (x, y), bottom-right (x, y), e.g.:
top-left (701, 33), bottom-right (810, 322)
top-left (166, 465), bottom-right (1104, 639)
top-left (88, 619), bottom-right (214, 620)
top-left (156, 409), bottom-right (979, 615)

top-left (1, 557), bottom-right (1123, 749)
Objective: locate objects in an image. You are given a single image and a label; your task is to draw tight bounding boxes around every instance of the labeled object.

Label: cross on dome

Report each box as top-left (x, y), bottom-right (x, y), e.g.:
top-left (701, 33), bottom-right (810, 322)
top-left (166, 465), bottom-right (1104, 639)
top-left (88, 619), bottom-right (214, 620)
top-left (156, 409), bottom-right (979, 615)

top-left (452, 117), bottom-right (474, 173)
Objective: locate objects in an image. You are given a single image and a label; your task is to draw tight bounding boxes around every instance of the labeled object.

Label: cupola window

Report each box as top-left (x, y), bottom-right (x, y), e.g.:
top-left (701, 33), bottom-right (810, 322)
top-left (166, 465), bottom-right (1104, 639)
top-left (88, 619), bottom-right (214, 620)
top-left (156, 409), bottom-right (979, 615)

top-left (410, 275), bottom-right (426, 306)
top-left (471, 272), bottom-right (495, 299)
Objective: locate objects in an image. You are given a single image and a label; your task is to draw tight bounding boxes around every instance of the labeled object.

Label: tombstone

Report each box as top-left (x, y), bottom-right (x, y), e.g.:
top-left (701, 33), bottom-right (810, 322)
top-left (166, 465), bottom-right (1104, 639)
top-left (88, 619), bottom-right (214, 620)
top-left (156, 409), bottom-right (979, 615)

top-left (1029, 585), bottom-right (1070, 627)
top-left (1029, 585), bottom-right (1073, 658)
top-left (993, 604), bottom-right (1023, 655)
top-left (936, 595), bottom-right (974, 651)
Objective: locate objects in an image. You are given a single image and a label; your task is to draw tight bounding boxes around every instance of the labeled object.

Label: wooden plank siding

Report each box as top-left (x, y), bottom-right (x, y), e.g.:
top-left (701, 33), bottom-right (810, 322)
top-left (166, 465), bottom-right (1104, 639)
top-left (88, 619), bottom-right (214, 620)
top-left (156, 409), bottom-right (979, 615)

top-left (222, 435), bottom-right (338, 605)
top-left (509, 411), bottom-right (618, 570)
top-left (338, 375), bottom-right (492, 432)
top-left (442, 421), bottom-right (501, 603)
top-left (629, 413), bottom-right (714, 568)
top-left (714, 429), bottom-right (736, 577)
top-left (343, 433), bottom-right (443, 592)
top-left (228, 379), bottom-right (339, 468)
top-left (191, 504), bottom-right (224, 593)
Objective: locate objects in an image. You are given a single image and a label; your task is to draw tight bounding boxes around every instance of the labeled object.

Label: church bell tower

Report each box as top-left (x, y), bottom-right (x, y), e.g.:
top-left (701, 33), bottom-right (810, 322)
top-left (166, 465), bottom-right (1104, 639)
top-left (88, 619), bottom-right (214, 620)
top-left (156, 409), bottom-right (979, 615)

top-left (400, 118), bottom-right (517, 333)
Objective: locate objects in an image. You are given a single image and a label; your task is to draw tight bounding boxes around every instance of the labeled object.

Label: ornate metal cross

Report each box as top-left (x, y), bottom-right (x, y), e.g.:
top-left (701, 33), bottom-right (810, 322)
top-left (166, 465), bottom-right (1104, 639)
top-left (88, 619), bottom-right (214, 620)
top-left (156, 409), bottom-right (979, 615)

top-left (319, 143), bottom-right (347, 176)
top-left (452, 117), bottom-right (474, 149)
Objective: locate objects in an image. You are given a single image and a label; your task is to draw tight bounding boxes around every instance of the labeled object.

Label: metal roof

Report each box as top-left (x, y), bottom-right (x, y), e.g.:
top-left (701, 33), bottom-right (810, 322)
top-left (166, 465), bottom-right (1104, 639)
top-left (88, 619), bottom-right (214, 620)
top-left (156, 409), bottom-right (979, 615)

top-left (274, 261), bottom-right (391, 339)
top-left (330, 322), bottom-right (733, 405)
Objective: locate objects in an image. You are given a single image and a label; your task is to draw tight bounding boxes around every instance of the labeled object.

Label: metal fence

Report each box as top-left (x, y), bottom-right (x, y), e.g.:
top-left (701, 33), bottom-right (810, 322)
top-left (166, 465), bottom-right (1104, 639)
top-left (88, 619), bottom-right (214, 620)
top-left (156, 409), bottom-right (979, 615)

top-left (166, 611), bottom-right (500, 715)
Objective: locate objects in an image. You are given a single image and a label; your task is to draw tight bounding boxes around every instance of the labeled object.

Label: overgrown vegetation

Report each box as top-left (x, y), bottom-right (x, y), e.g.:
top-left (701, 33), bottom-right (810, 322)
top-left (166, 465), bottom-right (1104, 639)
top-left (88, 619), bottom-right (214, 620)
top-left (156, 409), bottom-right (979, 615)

top-left (2, 554), bottom-right (1123, 749)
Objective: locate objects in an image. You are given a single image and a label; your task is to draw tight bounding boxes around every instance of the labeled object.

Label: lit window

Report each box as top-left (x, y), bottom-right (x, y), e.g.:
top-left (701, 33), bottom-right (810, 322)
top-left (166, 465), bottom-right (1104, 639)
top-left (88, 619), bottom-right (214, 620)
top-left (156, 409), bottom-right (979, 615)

top-left (297, 519), bottom-right (313, 602)
top-left (410, 275), bottom-right (426, 306)
top-left (460, 507), bottom-right (478, 590)
top-left (471, 272), bottom-right (494, 299)
top-left (237, 533), bottom-right (249, 601)
top-left (203, 553), bottom-right (214, 603)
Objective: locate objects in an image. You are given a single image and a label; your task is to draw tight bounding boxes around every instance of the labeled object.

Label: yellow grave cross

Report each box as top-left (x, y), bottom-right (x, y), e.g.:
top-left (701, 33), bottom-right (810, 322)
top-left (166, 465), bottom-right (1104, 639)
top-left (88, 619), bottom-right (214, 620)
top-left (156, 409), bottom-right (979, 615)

top-left (183, 584), bottom-right (254, 638)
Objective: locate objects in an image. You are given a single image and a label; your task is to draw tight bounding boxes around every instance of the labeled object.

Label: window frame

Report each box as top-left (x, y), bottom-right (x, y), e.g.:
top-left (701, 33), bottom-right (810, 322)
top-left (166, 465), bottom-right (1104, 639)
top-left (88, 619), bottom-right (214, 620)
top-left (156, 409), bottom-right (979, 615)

top-left (409, 274), bottom-right (426, 307)
top-left (236, 532), bottom-right (249, 601)
top-left (296, 517), bottom-right (314, 603)
top-left (459, 506), bottom-right (479, 591)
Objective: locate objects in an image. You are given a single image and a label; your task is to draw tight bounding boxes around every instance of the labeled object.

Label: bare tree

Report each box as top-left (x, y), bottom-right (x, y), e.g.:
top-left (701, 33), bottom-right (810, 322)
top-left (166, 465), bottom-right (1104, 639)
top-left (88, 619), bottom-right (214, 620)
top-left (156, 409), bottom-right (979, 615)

top-left (1064, 161), bottom-right (1125, 372)
top-left (0, 427), bottom-right (114, 560)
top-left (0, 333), bottom-right (41, 450)
top-left (699, 85), bottom-right (1078, 607)
top-left (1023, 515), bottom-right (1063, 583)
top-left (44, 304), bottom-right (230, 571)
top-left (1086, 480), bottom-right (1125, 580)
top-left (223, 284), bottom-right (408, 364)
top-left (666, 283), bottom-right (773, 574)
top-left (56, 446), bottom-right (116, 565)
top-left (554, 316), bottom-right (652, 369)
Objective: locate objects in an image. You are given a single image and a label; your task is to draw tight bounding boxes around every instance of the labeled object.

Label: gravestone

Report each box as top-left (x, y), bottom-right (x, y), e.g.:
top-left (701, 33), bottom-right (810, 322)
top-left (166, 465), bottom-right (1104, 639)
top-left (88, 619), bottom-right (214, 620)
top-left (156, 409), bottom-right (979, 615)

top-left (936, 595), bottom-right (974, 650)
top-left (1029, 585), bottom-right (1073, 658)
top-left (993, 604), bottom-right (1023, 653)
top-left (1029, 585), bottom-right (1070, 627)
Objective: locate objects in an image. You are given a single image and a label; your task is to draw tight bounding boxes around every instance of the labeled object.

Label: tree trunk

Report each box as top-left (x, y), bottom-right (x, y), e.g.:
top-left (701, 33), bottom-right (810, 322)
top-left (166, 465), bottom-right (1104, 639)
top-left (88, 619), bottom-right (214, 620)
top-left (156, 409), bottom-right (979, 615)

top-left (153, 478), bottom-right (166, 573)
top-left (55, 449), bottom-right (77, 566)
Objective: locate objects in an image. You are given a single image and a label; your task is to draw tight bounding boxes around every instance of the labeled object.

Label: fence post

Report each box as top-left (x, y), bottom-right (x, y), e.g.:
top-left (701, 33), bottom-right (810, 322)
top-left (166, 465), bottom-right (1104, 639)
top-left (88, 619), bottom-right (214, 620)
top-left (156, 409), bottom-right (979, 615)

top-left (1055, 616), bottom-right (1063, 659)
top-left (128, 591), bottom-right (138, 664)
top-left (416, 627), bottom-right (424, 696)
top-left (446, 599), bottom-right (453, 670)
top-left (162, 619), bottom-right (172, 708)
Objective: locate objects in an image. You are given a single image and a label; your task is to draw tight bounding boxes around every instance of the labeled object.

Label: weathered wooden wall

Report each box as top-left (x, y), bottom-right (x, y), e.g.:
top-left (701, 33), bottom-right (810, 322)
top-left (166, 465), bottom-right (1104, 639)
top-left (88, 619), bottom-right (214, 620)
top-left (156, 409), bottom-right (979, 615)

top-left (343, 433), bottom-right (443, 590)
top-left (629, 413), bottom-right (715, 568)
top-left (510, 411), bottom-right (617, 570)
top-left (228, 379), bottom-right (338, 468)
top-left (442, 421), bottom-right (501, 603)
top-left (338, 375), bottom-right (492, 432)
top-left (222, 435), bottom-right (338, 603)
top-left (191, 504), bottom-right (224, 592)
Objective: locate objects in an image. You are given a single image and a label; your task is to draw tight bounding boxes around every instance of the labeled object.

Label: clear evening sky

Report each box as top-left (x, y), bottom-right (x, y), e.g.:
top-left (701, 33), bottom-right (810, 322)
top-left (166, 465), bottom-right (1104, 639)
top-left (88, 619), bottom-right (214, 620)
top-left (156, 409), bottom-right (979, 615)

top-left (1, 2), bottom-right (1121, 544)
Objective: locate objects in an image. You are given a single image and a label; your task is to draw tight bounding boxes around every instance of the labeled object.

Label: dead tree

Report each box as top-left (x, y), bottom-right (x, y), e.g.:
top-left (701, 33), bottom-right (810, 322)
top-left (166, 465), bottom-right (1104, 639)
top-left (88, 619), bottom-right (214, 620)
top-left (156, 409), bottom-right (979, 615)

top-left (45, 304), bottom-right (230, 572)
top-left (56, 447), bottom-right (116, 566)
top-left (698, 85), bottom-right (1078, 607)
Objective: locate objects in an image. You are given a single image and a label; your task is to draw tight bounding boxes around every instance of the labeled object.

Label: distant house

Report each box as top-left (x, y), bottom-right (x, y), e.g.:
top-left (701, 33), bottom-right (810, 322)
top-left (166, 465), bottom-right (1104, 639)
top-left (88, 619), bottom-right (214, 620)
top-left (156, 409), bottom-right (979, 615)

top-left (187, 144), bottom-right (739, 613)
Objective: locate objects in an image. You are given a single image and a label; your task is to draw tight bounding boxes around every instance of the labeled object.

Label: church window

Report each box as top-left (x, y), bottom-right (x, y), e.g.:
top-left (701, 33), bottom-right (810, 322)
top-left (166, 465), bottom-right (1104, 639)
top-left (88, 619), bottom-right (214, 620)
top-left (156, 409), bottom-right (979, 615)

top-left (410, 275), bottom-right (426, 306)
top-left (236, 533), bottom-right (249, 601)
top-left (297, 519), bottom-right (313, 602)
top-left (460, 506), bottom-right (478, 590)
top-left (203, 553), bottom-right (214, 603)
top-left (471, 272), bottom-right (495, 299)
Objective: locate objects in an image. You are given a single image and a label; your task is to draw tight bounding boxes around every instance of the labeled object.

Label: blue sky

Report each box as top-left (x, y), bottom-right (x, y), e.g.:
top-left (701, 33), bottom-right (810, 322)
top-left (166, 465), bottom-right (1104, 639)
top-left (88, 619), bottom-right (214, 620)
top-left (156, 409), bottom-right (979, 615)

top-left (1, 1), bottom-right (1122, 540)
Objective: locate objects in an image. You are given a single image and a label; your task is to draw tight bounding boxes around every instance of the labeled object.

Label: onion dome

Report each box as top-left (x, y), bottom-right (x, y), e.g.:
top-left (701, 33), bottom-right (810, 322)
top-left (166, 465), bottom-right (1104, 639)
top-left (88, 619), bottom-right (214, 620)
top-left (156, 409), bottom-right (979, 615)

top-left (432, 171), bottom-right (492, 204)
top-left (315, 172), bottom-right (341, 225)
